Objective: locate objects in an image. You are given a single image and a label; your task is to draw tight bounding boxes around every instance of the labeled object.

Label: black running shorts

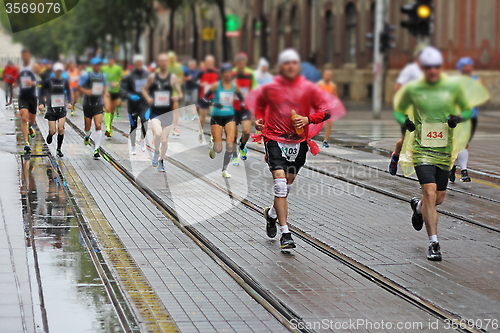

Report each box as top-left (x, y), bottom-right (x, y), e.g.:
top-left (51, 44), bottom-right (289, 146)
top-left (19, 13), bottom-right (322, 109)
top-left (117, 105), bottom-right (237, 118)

top-left (18, 96), bottom-right (38, 115)
top-left (109, 92), bottom-right (121, 101)
top-left (83, 105), bottom-right (104, 118)
top-left (470, 117), bottom-right (478, 142)
top-left (414, 164), bottom-right (450, 191)
top-left (265, 140), bottom-right (308, 175)
top-left (44, 108), bottom-right (66, 122)
top-left (210, 115), bottom-right (235, 127)
top-left (235, 109), bottom-right (252, 125)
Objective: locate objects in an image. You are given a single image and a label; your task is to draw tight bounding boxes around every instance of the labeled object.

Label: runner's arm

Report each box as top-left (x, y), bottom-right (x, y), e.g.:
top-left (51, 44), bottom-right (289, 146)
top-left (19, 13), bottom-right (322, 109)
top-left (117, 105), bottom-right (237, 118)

top-left (308, 86), bottom-right (331, 124)
top-left (171, 74), bottom-right (183, 100)
top-left (38, 80), bottom-right (50, 105)
top-left (65, 80), bottom-right (72, 104)
top-left (119, 76), bottom-right (134, 100)
top-left (201, 83), bottom-right (219, 105)
top-left (141, 73), bottom-right (154, 102)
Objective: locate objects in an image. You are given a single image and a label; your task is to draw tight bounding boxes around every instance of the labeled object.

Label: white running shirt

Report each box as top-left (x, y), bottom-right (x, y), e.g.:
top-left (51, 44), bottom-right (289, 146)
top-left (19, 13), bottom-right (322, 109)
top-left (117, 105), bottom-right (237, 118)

top-left (396, 62), bottom-right (423, 85)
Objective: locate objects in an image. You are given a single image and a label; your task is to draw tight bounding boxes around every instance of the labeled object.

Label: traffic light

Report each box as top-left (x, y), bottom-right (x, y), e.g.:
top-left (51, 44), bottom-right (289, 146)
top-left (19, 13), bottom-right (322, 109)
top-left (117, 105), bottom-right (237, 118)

top-left (380, 24), bottom-right (395, 53)
top-left (400, 0), bottom-right (433, 37)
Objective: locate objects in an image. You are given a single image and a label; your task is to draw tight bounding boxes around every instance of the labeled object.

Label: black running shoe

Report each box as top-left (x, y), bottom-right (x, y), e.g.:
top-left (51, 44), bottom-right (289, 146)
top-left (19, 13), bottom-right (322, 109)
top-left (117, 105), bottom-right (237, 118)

top-left (264, 207), bottom-right (277, 238)
top-left (24, 144), bottom-right (31, 154)
top-left (449, 165), bottom-right (456, 182)
top-left (461, 169), bottom-right (471, 182)
top-left (410, 197), bottom-right (424, 231)
top-left (427, 242), bottom-right (442, 261)
top-left (280, 233), bottom-right (296, 249)
top-left (93, 148), bottom-right (100, 159)
top-left (46, 134), bottom-right (53, 144)
top-left (56, 149), bottom-right (64, 157)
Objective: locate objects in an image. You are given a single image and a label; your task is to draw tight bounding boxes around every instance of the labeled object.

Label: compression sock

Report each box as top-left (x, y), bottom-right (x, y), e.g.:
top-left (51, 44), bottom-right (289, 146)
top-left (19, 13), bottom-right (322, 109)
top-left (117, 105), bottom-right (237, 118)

top-left (94, 130), bottom-right (102, 149)
top-left (57, 134), bottom-right (64, 150)
top-left (222, 150), bottom-right (232, 171)
top-left (429, 235), bottom-right (438, 245)
top-left (457, 149), bottom-right (469, 170)
top-left (104, 113), bottom-right (110, 131)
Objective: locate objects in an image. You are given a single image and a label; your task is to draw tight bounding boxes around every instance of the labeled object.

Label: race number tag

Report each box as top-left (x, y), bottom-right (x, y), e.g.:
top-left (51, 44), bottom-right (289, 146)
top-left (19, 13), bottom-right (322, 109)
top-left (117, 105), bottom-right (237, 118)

top-left (278, 142), bottom-right (300, 162)
top-left (20, 76), bottom-right (31, 89)
top-left (154, 91), bottom-right (170, 107)
top-left (421, 123), bottom-right (448, 147)
top-left (219, 92), bottom-right (234, 106)
top-left (51, 94), bottom-right (65, 108)
top-left (91, 82), bottom-right (104, 95)
top-left (239, 87), bottom-right (249, 97)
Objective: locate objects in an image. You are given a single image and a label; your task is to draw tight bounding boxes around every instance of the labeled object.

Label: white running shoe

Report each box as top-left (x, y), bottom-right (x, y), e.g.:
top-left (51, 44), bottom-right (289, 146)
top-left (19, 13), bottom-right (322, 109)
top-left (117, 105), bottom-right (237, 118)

top-left (222, 170), bottom-right (231, 178)
top-left (140, 139), bottom-right (146, 152)
top-left (131, 146), bottom-right (137, 155)
top-left (209, 141), bottom-right (216, 159)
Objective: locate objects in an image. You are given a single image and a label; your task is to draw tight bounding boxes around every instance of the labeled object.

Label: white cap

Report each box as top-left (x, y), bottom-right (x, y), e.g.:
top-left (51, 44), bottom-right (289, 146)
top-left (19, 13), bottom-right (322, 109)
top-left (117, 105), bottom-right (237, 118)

top-left (133, 54), bottom-right (144, 63)
top-left (278, 49), bottom-right (300, 66)
top-left (53, 62), bottom-right (64, 72)
top-left (419, 46), bottom-right (443, 67)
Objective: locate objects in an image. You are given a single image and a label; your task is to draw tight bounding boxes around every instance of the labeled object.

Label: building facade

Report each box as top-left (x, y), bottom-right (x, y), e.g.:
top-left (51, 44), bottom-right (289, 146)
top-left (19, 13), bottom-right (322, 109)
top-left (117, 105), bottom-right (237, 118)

top-left (148, 0), bottom-right (500, 105)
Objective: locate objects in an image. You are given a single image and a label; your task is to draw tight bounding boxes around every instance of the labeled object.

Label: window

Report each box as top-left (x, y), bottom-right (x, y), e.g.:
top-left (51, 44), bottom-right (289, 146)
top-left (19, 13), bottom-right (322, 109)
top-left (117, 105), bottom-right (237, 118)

top-left (291, 6), bottom-right (300, 50)
top-left (345, 2), bottom-right (357, 63)
top-left (277, 9), bottom-right (285, 52)
top-left (325, 10), bottom-right (334, 63)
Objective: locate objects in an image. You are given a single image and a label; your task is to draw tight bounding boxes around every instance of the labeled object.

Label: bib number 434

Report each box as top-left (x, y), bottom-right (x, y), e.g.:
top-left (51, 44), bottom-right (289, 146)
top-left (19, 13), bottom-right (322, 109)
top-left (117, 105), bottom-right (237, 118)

top-left (426, 131), bottom-right (443, 139)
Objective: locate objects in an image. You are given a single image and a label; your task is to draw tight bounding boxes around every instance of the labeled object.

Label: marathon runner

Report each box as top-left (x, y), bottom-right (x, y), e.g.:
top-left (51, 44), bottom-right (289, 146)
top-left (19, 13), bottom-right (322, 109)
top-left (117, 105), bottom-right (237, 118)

top-left (2, 61), bottom-right (18, 107)
top-left (197, 55), bottom-right (219, 143)
top-left (204, 63), bottom-right (245, 178)
top-left (182, 59), bottom-right (200, 120)
top-left (248, 49), bottom-right (343, 249)
top-left (317, 68), bottom-right (337, 148)
top-left (78, 57), bottom-right (108, 159)
top-left (101, 54), bottom-right (123, 137)
top-left (38, 62), bottom-right (72, 157)
top-left (67, 61), bottom-right (80, 116)
top-left (231, 52), bottom-right (256, 166)
top-left (18, 49), bottom-right (43, 154)
top-left (142, 53), bottom-right (183, 172)
top-left (394, 47), bottom-right (489, 261)
top-left (167, 51), bottom-right (183, 137)
top-left (120, 54), bottom-right (150, 155)
top-left (389, 44), bottom-right (425, 175)
top-left (450, 57), bottom-right (487, 183)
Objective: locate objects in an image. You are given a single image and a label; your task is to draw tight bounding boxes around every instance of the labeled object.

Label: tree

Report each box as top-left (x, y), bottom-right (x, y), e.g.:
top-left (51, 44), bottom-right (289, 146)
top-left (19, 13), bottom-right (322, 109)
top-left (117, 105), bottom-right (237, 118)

top-left (158, 0), bottom-right (183, 52)
top-left (205, 0), bottom-right (228, 62)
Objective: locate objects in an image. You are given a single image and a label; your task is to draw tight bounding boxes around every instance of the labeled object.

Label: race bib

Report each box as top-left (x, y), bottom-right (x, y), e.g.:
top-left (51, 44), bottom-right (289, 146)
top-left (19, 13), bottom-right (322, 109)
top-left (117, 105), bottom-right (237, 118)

top-left (20, 76), bottom-right (31, 89)
top-left (154, 91), bottom-right (170, 107)
top-left (51, 94), bottom-right (65, 108)
top-left (240, 87), bottom-right (249, 97)
top-left (421, 123), bottom-right (448, 147)
top-left (219, 92), bottom-right (234, 106)
top-left (91, 82), bottom-right (104, 95)
top-left (278, 142), bottom-right (300, 162)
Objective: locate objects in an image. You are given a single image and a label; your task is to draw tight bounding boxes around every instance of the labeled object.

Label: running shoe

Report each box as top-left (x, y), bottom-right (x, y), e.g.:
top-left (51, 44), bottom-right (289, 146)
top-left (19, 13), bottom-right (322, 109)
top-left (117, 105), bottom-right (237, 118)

top-left (240, 143), bottom-right (248, 161)
top-left (46, 134), bottom-right (53, 144)
top-left (28, 125), bottom-right (35, 138)
top-left (173, 128), bottom-right (180, 137)
top-left (209, 142), bottom-right (216, 159)
top-left (131, 146), bottom-right (137, 155)
top-left (152, 151), bottom-right (160, 167)
top-left (198, 131), bottom-right (204, 143)
top-left (449, 165), bottom-right (456, 183)
top-left (93, 148), bottom-right (100, 159)
top-left (192, 114), bottom-right (198, 121)
top-left (427, 242), bottom-right (442, 261)
top-left (105, 130), bottom-right (111, 137)
top-left (56, 149), bottom-right (64, 157)
top-left (116, 107), bottom-right (120, 120)
top-left (322, 140), bottom-right (330, 148)
top-left (24, 144), bottom-right (31, 154)
top-left (140, 139), bottom-right (146, 152)
top-left (264, 207), bottom-right (277, 238)
top-left (158, 160), bottom-right (165, 172)
top-left (280, 233), bottom-right (296, 249)
top-left (71, 110), bottom-right (74, 116)
top-left (222, 170), bottom-right (231, 178)
top-left (84, 135), bottom-right (90, 145)
top-left (461, 169), bottom-right (471, 182)
top-left (389, 152), bottom-right (398, 175)
top-left (232, 155), bottom-right (239, 166)
top-left (410, 197), bottom-right (424, 231)
top-left (183, 113), bottom-right (188, 121)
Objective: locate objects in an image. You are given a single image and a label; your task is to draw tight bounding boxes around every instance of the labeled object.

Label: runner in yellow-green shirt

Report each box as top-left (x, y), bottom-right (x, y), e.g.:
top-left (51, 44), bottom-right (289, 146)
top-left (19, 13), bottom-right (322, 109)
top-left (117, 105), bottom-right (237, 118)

top-left (167, 51), bottom-right (183, 137)
top-left (101, 54), bottom-right (123, 137)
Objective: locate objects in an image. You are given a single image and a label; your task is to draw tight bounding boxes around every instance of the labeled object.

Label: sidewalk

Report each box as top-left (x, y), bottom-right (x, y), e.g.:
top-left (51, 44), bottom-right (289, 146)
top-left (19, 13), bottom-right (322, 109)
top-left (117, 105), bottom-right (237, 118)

top-left (0, 98), bottom-right (35, 332)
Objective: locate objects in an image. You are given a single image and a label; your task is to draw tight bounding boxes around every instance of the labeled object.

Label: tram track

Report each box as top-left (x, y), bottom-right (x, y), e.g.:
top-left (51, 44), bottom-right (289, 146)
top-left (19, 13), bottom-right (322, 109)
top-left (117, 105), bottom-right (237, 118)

top-left (75, 117), bottom-right (490, 333)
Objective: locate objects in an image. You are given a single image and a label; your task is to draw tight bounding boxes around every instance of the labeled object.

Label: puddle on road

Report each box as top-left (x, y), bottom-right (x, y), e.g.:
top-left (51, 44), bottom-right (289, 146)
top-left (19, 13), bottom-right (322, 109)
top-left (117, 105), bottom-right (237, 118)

top-left (21, 156), bottom-right (123, 333)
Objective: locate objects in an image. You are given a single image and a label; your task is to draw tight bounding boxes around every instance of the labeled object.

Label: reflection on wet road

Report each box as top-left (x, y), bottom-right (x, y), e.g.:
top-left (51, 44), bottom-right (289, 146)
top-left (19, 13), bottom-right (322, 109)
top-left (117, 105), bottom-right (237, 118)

top-left (21, 155), bottom-right (123, 333)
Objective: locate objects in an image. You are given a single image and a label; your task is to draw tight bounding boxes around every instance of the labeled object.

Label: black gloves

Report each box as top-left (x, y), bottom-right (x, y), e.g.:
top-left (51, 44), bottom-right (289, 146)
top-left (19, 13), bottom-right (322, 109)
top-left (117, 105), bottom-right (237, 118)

top-left (213, 102), bottom-right (223, 109)
top-left (447, 115), bottom-right (462, 128)
top-left (404, 116), bottom-right (416, 132)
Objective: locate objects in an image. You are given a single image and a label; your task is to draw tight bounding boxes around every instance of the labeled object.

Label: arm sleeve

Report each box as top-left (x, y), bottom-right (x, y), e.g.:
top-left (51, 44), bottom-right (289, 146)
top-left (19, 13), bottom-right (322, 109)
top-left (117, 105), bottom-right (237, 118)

top-left (461, 109), bottom-right (473, 121)
top-left (393, 111), bottom-right (407, 126)
top-left (308, 86), bottom-right (331, 124)
top-left (120, 76), bottom-right (131, 100)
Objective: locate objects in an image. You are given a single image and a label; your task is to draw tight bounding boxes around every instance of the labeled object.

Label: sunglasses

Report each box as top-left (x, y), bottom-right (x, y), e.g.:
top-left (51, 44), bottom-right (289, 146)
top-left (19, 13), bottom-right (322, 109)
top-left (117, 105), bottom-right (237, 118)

top-left (423, 65), bottom-right (441, 70)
